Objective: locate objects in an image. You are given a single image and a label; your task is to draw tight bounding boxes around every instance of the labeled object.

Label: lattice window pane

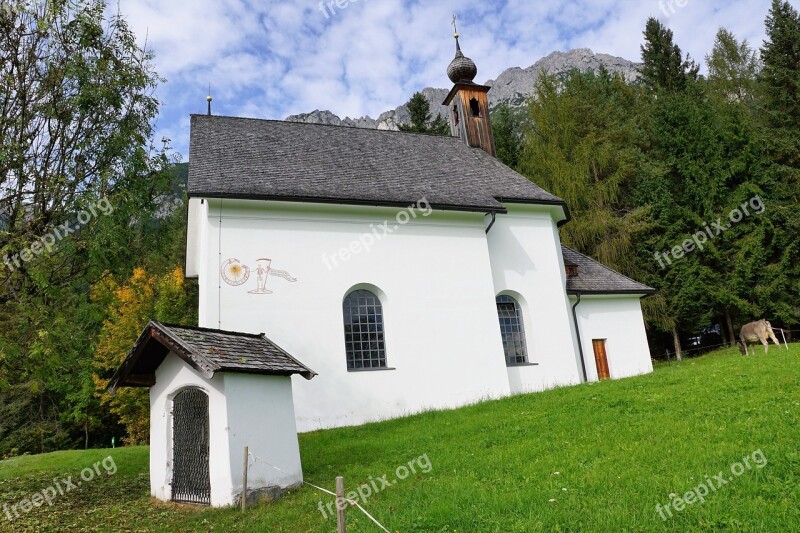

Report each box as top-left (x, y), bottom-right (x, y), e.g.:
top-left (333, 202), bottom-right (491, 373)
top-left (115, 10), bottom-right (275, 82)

top-left (496, 295), bottom-right (529, 365)
top-left (171, 387), bottom-right (211, 505)
top-left (343, 290), bottom-right (388, 370)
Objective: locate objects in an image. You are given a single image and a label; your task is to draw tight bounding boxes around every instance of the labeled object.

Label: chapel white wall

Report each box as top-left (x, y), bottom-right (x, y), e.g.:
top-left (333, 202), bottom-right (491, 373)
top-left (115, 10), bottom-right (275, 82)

top-left (486, 205), bottom-right (583, 394)
top-left (197, 199), bottom-right (513, 432)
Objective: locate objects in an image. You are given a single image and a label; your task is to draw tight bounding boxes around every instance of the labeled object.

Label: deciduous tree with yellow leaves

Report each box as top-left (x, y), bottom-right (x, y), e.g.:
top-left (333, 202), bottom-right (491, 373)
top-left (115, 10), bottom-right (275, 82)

top-left (92, 267), bottom-right (196, 444)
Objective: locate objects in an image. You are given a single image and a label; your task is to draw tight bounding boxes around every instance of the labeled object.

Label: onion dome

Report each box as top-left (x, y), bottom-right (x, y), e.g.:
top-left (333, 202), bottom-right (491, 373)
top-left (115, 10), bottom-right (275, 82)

top-left (447, 35), bottom-right (478, 83)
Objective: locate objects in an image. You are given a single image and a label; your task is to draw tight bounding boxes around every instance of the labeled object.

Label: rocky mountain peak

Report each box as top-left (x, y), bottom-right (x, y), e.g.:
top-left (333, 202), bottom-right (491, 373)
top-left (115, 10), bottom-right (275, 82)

top-left (285, 48), bottom-right (640, 130)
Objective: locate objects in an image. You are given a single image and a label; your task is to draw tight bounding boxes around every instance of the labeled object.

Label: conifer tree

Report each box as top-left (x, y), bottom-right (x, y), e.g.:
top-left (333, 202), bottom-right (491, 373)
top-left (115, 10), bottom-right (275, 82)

top-left (760, 0), bottom-right (800, 170)
top-left (492, 103), bottom-right (522, 168)
top-left (706, 28), bottom-right (760, 103)
top-left (399, 92), bottom-right (450, 135)
top-left (640, 18), bottom-right (699, 92)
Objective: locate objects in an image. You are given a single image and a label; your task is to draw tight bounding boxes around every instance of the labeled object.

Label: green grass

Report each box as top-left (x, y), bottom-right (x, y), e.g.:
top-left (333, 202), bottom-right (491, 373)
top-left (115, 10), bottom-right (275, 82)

top-left (2, 345), bottom-right (799, 532)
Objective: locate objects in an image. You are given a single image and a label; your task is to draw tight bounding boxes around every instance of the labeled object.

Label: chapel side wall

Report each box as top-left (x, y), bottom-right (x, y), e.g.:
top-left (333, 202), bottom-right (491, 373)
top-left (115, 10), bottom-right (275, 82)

top-left (486, 205), bottom-right (583, 394)
top-left (150, 352), bottom-right (231, 506)
top-left (572, 296), bottom-right (654, 382)
top-left (198, 199), bottom-right (511, 432)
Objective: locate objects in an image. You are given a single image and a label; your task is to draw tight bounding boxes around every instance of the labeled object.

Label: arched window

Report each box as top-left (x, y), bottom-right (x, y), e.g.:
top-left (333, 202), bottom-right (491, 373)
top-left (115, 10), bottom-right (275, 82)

top-left (343, 289), bottom-right (387, 370)
top-left (496, 295), bottom-right (528, 365)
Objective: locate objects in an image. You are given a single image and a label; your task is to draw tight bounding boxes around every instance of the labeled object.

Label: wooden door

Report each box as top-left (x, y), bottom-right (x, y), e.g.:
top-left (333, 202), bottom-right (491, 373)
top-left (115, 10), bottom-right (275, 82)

top-left (592, 339), bottom-right (610, 381)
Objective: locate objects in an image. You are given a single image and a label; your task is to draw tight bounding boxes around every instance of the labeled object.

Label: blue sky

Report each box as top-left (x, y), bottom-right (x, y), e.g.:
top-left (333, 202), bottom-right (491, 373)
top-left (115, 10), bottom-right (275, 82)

top-left (117, 0), bottom-right (791, 159)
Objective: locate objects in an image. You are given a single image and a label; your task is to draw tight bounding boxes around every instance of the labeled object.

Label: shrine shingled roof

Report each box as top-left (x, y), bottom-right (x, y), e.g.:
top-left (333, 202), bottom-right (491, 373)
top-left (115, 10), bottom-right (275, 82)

top-left (108, 320), bottom-right (316, 391)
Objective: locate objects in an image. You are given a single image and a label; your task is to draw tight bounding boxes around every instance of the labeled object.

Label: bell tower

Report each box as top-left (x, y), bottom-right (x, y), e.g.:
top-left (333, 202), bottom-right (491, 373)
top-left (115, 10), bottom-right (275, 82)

top-left (442, 17), bottom-right (496, 157)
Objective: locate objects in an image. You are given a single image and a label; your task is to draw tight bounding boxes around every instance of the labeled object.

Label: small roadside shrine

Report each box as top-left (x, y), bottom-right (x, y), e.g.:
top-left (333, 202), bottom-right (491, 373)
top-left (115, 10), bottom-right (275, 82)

top-left (109, 320), bottom-right (316, 507)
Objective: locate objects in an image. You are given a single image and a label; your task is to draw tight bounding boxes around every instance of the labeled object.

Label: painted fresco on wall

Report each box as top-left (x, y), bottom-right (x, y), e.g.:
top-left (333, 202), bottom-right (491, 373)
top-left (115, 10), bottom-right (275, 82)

top-left (220, 257), bottom-right (297, 295)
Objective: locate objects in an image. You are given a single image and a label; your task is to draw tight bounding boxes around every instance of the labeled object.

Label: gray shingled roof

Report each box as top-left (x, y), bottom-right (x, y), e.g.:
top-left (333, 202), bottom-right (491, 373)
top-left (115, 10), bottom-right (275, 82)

top-left (188, 115), bottom-right (567, 214)
top-left (109, 320), bottom-right (316, 391)
top-left (562, 245), bottom-right (655, 295)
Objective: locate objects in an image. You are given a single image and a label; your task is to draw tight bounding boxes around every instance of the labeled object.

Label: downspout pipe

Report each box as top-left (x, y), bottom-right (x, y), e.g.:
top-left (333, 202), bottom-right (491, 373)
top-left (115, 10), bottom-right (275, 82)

top-left (485, 212), bottom-right (497, 234)
top-left (571, 293), bottom-right (588, 383)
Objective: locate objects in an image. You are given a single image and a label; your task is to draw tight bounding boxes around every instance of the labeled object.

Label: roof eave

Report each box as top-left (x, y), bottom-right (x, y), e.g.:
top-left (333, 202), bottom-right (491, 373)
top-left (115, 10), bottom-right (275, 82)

top-left (567, 288), bottom-right (656, 298)
top-left (187, 191), bottom-right (509, 214)
top-left (216, 366), bottom-right (317, 381)
top-left (151, 322), bottom-right (219, 378)
top-left (256, 332), bottom-right (318, 380)
top-left (107, 322), bottom-right (154, 393)
top-left (494, 197), bottom-right (572, 226)
top-left (108, 321), bottom-right (218, 393)
top-left (443, 82), bottom-right (492, 106)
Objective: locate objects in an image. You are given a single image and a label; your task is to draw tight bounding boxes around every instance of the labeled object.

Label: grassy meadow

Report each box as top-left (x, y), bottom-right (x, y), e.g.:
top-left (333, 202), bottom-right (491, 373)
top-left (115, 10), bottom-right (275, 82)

top-left (1, 345), bottom-right (799, 532)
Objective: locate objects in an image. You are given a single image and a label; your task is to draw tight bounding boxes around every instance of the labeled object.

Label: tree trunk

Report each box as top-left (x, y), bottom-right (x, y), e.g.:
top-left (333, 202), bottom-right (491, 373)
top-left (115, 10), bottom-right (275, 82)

top-left (672, 328), bottom-right (683, 361)
top-left (725, 310), bottom-right (736, 347)
top-left (85, 413), bottom-right (89, 450)
top-left (719, 318), bottom-right (729, 346)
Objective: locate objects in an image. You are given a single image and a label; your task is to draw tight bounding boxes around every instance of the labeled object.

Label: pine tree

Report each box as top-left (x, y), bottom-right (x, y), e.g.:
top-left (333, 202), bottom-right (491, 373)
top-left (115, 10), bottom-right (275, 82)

top-left (760, 0), bottom-right (800, 170)
top-left (640, 18), bottom-right (699, 93)
top-left (754, 1), bottom-right (800, 329)
top-left (429, 114), bottom-right (451, 136)
top-left (635, 85), bottom-right (724, 359)
top-left (399, 92), bottom-right (450, 135)
top-left (492, 103), bottom-right (522, 168)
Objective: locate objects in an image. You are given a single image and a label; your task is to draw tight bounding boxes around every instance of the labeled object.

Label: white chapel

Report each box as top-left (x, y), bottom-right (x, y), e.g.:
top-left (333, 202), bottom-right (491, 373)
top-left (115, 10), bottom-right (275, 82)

top-left (183, 35), bottom-right (655, 432)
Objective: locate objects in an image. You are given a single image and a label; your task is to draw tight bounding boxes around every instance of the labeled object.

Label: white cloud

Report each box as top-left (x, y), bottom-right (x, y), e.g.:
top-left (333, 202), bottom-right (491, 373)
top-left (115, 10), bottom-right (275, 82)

top-left (115, 0), bottom-right (793, 156)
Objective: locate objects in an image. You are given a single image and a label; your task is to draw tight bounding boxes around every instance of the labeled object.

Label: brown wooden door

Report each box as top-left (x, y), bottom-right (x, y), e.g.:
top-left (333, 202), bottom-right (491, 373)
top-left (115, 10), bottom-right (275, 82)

top-left (592, 339), bottom-right (610, 381)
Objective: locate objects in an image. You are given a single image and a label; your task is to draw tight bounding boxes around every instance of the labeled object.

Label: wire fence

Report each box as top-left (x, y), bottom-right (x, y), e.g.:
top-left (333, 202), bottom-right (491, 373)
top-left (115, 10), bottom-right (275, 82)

top-left (247, 450), bottom-right (391, 533)
top-left (660, 328), bottom-right (799, 361)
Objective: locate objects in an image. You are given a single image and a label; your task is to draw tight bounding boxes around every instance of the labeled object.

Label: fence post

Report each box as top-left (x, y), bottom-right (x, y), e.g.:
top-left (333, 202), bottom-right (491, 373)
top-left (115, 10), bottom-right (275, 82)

top-left (336, 476), bottom-right (346, 533)
top-left (242, 446), bottom-right (248, 512)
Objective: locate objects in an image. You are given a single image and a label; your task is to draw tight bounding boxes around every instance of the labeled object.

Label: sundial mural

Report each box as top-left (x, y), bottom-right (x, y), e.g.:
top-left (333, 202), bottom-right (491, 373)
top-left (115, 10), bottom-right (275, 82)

top-left (220, 257), bottom-right (297, 295)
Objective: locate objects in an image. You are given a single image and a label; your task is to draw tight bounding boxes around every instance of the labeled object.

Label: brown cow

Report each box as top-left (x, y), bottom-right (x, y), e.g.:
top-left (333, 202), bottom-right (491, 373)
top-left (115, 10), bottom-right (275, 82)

top-left (738, 319), bottom-right (783, 355)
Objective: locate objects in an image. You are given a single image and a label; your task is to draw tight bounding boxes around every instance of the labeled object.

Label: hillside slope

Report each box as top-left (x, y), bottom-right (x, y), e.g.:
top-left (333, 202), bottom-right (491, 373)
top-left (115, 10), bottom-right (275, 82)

top-left (1, 346), bottom-right (798, 532)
